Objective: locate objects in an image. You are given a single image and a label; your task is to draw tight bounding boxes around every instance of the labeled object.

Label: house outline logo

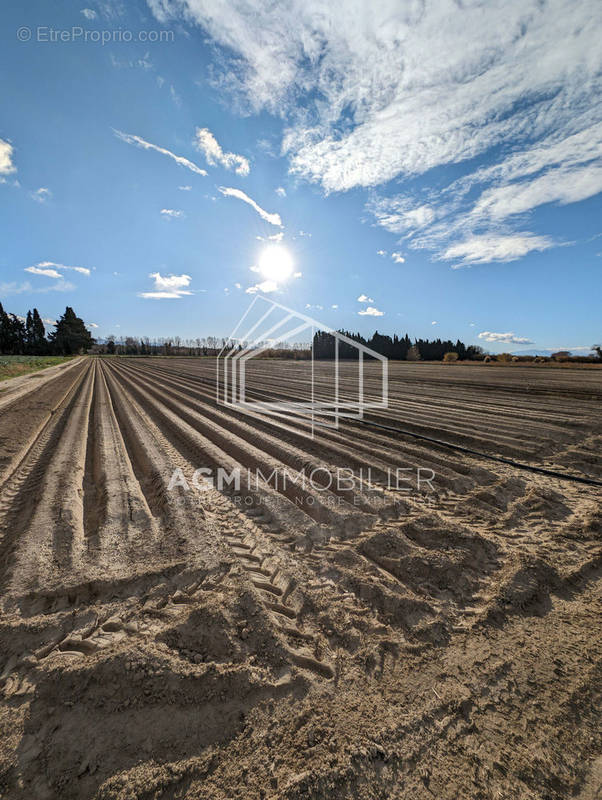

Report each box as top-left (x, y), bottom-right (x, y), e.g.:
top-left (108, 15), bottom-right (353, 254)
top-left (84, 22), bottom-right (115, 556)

top-left (217, 295), bottom-right (388, 437)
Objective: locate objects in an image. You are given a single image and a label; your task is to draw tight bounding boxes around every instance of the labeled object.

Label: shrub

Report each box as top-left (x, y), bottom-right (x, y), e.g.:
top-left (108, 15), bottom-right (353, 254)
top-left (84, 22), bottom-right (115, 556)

top-left (443, 352), bottom-right (459, 362)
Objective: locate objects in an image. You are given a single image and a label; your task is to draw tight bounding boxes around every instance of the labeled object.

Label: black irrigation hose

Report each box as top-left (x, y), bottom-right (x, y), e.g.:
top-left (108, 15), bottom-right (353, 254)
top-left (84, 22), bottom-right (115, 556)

top-left (349, 417), bottom-right (602, 489)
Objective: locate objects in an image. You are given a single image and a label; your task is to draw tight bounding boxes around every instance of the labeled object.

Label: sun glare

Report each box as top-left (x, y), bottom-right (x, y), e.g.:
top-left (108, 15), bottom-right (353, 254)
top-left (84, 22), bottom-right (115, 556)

top-left (258, 244), bottom-right (294, 283)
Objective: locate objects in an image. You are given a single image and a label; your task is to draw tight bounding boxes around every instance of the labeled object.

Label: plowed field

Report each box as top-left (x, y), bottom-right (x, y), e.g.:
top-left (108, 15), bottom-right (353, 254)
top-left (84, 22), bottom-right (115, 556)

top-left (0, 357), bottom-right (600, 799)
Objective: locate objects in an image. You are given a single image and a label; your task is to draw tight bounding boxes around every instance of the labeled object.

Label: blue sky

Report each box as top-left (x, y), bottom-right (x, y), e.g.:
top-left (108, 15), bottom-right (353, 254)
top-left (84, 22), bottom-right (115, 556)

top-left (1, 0), bottom-right (601, 352)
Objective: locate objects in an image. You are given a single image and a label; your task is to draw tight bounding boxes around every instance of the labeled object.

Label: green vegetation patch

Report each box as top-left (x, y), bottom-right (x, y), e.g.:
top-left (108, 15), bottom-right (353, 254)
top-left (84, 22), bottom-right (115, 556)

top-left (0, 355), bottom-right (76, 382)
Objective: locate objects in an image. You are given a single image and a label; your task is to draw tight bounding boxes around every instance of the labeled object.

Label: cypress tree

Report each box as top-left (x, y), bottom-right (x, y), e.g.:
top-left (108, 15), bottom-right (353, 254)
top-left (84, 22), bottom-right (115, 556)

top-left (49, 306), bottom-right (94, 355)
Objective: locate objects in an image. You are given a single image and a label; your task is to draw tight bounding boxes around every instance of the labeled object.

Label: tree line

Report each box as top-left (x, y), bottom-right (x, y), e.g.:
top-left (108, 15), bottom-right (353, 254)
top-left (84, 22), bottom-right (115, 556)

top-left (0, 303), bottom-right (95, 356)
top-left (312, 330), bottom-right (485, 360)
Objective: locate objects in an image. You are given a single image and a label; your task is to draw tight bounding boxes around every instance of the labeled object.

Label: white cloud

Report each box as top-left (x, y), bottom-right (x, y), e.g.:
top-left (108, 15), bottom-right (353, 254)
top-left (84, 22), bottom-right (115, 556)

top-left (24, 262), bottom-right (92, 284)
top-left (114, 129), bottom-right (207, 176)
top-left (160, 208), bottom-right (184, 218)
top-left (442, 233), bottom-right (555, 267)
top-left (478, 331), bottom-right (533, 344)
top-left (0, 139), bottom-right (16, 175)
top-left (170, 85), bottom-right (182, 108)
top-left (138, 272), bottom-right (193, 299)
top-left (87, 322), bottom-right (99, 328)
top-left (358, 306), bottom-right (384, 317)
top-left (369, 197), bottom-right (436, 234)
top-left (331, 304), bottom-right (338, 309)
top-left (431, 321), bottom-right (437, 325)
top-left (376, 249), bottom-right (387, 257)
top-left (246, 279), bottom-right (278, 294)
top-left (218, 186), bottom-right (282, 226)
top-left (148, 0), bottom-right (602, 270)
top-left (391, 252), bottom-right (405, 263)
top-left (293, 271), bottom-right (302, 278)
top-left (110, 51), bottom-right (153, 71)
top-left (25, 265), bottom-right (62, 279)
top-left (35, 261), bottom-right (91, 276)
top-left (256, 232), bottom-right (284, 242)
top-left (42, 318), bottom-right (56, 325)
top-left (471, 162), bottom-right (602, 222)
top-left (275, 186), bottom-right (286, 197)
top-left (195, 128), bottom-right (250, 176)
top-left (234, 282), bottom-right (242, 289)
top-left (357, 294), bottom-right (374, 303)
top-left (178, 185), bottom-right (192, 191)
top-left (146, 1), bottom-right (599, 192)
top-left (81, 8), bottom-right (97, 19)
top-left (0, 281), bottom-right (32, 296)
top-left (31, 187), bottom-right (52, 203)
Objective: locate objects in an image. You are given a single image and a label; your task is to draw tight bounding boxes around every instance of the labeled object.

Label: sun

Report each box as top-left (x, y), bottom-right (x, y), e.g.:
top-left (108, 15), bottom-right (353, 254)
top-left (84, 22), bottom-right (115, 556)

top-left (258, 244), bottom-right (294, 283)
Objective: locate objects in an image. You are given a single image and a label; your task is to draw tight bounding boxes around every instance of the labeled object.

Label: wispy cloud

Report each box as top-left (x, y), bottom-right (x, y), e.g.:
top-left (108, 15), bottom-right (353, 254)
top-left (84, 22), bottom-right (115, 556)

top-left (357, 294), bottom-right (374, 303)
top-left (275, 186), bottom-right (286, 197)
top-left (38, 261), bottom-right (91, 275)
top-left (246, 280), bottom-right (278, 294)
top-left (0, 138), bottom-right (16, 175)
top-left (256, 232), bottom-right (284, 242)
top-left (369, 197), bottom-right (435, 234)
top-left (391, 252), bottom-right (405, 264)
top-left (0, 281), bottom-right (32, 297)
top-left (178, 185), bottom-right (192, 191)
top-left (81, 8), bottom-right (97, 19)
top-left (195, 128), bottom-right (250, 176)
top-left (358, 306), bottom-right (384, 317)
top-left (149, 1), bottom-right (602, 271)
top-left (442, 234), bottom-right (555, 267)
top-left (31, 187), bottom-right (52, 203)
top-left (23, 262), bottom-right (91, 290)
top-left (478, 331), bottom-right (533, 344)
top-left (138, 272), bottom-right (193, 299)
top-left (148, 0), bottom-right (598, 188)
top-left (218, 186), bottom-right (282, 226)
top-left (114, 129), bottom-right (207, 176)
top-left (160, 208), bottom-right (184, 218)
top-left (25, 265), bottom-right (62, 279)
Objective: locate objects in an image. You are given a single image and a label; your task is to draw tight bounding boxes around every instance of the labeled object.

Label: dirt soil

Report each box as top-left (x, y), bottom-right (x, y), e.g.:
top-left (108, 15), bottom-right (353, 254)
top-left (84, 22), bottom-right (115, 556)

top-left (0, 357), bottom-right (600, 799)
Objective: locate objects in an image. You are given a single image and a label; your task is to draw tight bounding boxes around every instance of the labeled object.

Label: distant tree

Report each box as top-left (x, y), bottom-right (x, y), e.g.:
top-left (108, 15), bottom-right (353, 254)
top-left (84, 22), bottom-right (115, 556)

top-left (0, 302), bottom-right (11, 353)
top-left (32, 309), bottom-right (47, 353)
top-left (106, 336), bottom-right (116, 355)
top-left (124, 337), bottom-right (139, 355)
top-left (465, 344), bottom-right (485, 360)
top-left (551, 350), bottom-right (570, 362)
top-left (407, 344), bottom-right (421, 361)
top-left (49, 307), bottom-right (94, 355)
top-left (591, 345), bottom-right (602, 361)
top-left (8, 315), bottom-right (26, 354)
top-left (443, 351), bottom-right (458, 362)
top-left (24, 311), bottom-right (34, 354)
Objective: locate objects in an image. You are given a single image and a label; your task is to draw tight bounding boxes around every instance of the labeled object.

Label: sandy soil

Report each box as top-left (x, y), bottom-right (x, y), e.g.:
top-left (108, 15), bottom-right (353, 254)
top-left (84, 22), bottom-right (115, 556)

top-left (0, 357), bottom-right (600, 799)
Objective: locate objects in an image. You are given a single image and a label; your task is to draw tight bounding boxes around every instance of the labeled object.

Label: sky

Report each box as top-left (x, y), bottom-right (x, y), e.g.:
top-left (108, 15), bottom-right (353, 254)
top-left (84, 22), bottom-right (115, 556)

top-left (0, 0), bottom-right (601, 353)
